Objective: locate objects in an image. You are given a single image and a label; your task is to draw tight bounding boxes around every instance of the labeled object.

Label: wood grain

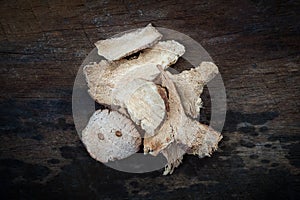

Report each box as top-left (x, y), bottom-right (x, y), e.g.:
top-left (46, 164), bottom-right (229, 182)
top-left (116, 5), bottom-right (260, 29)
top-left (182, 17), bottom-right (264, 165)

top-left (0, 0), bottom-right (299, 199)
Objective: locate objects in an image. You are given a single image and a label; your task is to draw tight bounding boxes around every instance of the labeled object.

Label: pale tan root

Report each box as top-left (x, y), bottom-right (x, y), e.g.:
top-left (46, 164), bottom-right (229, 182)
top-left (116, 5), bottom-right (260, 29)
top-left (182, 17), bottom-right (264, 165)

top-left (82, 110), bottom-right (141, 163)
top-left (144, 65), bottom-right (222, 175)
top-left (171, 61), bottom-right (219, 119)
top-left (95, 23), bottom-right (162, 61)
top-left (83, 40), bottom-right (185, 106)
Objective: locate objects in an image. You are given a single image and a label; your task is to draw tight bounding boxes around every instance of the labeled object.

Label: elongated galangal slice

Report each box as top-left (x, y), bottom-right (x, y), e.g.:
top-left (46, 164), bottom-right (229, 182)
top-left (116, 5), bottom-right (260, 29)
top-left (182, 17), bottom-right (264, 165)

top-left (84, 40), bottom-right (184, 106)
top-left (82, 109), bottom-right (141, 163)
top-left (116, 78), bottom-right (167, 137)
top-left (84, 40), bottom-right (185, 107)
top-left (144, 65), bottom-right (222, 175)
top-left (95, 23), bottom-right (162, 61)
top-left (172, 62), bottom-right (219, 119)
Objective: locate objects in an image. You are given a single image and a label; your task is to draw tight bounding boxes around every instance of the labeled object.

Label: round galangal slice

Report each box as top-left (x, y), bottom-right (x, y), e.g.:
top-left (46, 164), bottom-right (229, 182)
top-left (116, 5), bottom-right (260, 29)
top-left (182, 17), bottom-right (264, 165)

top-left (82, 109), bottom-right (141, 163)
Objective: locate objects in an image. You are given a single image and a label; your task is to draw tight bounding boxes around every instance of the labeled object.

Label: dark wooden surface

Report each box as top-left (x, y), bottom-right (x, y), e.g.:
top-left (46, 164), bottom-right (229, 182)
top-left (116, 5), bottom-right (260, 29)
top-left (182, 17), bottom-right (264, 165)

top-left (1, 0), bottom-right (299, 199)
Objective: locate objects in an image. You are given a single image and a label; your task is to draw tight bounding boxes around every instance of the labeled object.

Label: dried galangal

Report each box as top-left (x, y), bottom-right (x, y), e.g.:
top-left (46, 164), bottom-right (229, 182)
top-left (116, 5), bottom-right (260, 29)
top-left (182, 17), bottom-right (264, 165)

top-left (82, 24), bottom-right (222, 175)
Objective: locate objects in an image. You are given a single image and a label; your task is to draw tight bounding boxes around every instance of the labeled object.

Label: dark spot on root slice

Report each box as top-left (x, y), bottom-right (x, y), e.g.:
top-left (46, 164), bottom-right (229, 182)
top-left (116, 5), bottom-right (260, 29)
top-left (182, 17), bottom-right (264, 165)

top-left (156, 85), bottom-right (170, 112)
top-left (98, 133), bottom-right (104, 140)
top-left (115, 130), bottom-right (122, 137)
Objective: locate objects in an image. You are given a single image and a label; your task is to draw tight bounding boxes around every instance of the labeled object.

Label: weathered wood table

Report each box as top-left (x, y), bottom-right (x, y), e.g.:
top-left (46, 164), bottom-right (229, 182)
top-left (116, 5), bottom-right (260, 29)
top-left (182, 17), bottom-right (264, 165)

top-left (0, 0), bottom-right (299, 199)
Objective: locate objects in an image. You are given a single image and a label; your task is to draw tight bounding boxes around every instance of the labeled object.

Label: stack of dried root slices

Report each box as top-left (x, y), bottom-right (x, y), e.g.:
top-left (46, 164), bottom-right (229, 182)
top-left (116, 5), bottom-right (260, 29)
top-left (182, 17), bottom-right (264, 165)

top-left (82, 24), bottom-right (222, 175)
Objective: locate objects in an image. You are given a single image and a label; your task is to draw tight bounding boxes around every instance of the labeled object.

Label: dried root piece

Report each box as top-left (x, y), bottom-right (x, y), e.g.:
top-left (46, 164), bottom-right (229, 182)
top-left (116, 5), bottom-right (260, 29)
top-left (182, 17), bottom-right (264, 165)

top-left (116, 79), bottom-right (167, 137)
top-left (172, 62), bottom-right (219, 119)
top-left (182, 122), bottom-right (222, 158)
top-left (83, 40), bottom-right (185, 107)
top-left (82, 109), bottom-right (141, 163)
top-left (95, 23), bottom-right (162, 61)
top-left (161, 142), bottom-right (186, 175)
top-left (82, 23), bottom-right (222, 175)
top-left (144, 65), bottom-right (222, 175)
top-left (143, 65), bottom-right (184, 156)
